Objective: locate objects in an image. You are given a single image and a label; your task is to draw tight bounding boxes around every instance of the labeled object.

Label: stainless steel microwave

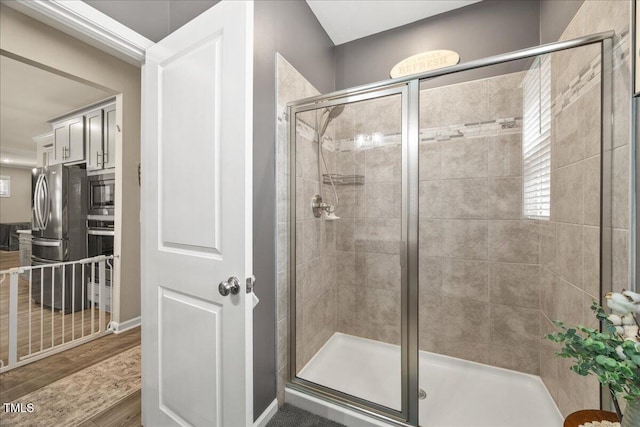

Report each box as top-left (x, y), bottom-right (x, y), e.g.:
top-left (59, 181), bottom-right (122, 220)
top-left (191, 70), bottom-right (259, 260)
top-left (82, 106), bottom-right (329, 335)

top-left (88, 173), bottom-right (115, 216)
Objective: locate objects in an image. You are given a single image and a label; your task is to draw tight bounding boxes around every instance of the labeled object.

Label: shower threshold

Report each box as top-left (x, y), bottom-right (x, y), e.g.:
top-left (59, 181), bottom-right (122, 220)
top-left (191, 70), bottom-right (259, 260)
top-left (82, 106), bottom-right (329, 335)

top-left (291, 333), bottom-right (563, 427)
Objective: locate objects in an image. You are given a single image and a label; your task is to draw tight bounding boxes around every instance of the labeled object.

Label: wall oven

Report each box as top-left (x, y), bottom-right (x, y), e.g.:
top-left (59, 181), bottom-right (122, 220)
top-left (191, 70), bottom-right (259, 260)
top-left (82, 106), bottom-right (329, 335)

top-left (87, 219), bottom-right (114, 311)
top-left (87, 219), bottom-right (114, 284)
top-left (88, 173), bottom-right (115, 216)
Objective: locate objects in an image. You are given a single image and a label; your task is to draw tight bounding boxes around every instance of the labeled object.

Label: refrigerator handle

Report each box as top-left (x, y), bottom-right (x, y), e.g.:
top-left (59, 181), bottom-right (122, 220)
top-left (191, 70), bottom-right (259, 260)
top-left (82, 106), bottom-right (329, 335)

top-left (37, 175), bottom-right (46, 230)
top-left (41, 175), bottom-right (50, 229)
top-left (34, 174), bottom-right (44, 230)
top-left (33, 176), bottom-right (39, 230)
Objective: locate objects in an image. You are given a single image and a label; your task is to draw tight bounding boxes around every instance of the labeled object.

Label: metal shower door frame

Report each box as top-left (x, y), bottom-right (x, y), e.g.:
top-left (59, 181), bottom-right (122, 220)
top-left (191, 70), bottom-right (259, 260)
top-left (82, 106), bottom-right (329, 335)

top-left (288, 83), bottom-right (416, 425)
top-left (287, 30), bottom-right (615, 427)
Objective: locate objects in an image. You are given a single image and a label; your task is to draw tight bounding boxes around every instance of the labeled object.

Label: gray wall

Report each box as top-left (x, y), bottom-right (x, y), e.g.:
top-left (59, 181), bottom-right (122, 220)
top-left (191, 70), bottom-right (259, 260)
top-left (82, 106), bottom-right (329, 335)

top-left (539, 0), bottom-right (585, 44)
top-left (84, 0), bottom-right (218, 42)
top-left (253, 0), bottom-right (334, 418)
top-left (334, 0), bottom-right (540, 90)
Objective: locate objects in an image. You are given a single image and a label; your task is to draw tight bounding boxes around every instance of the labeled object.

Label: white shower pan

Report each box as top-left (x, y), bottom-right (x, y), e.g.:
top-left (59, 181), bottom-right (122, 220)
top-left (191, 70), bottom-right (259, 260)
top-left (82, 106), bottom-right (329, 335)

top-left (288, 333), bottom-right (563, 427)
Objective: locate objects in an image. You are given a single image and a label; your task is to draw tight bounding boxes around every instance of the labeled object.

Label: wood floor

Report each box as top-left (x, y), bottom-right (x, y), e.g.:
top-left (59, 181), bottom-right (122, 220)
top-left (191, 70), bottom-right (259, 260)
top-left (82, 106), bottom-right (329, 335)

top-left (0, 327), bottom-right (142, 426)
top-left (0, 250), bottom-right (110, 366)
top-left (1, 250), bottom-right (141, 426)
top-left (79, 390), bottom-right (142, 426)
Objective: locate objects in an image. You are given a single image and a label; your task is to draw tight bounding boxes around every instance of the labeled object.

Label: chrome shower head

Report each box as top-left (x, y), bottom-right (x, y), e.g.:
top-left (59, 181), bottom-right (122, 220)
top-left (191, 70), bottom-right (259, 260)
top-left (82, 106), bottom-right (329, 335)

top-left (325, 104), bottom-right (345, 120)
top-left (319, 105), bottom-right (345, 137)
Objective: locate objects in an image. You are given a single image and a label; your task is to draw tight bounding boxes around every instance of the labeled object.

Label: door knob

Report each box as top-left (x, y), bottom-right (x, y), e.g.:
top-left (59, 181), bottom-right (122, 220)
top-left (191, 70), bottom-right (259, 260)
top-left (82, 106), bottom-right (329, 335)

top-left (219, 276), bottom-right (240, 296)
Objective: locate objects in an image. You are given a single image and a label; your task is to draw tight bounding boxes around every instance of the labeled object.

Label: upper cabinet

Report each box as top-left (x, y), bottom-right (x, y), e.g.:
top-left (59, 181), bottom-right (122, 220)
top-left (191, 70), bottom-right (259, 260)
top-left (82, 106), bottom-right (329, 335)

top-left (86, 109), bottom-right (103, 171)
top-left (103, 104), bottom-right (116, 169)
top-left (34, 133), bottom-right (54, 167)
top-left (86, 103), bottom-right (116, 171)
top-left (48, 99), bottom-right (116, 170)
top-left (51, 116), bottom-right (85, 165)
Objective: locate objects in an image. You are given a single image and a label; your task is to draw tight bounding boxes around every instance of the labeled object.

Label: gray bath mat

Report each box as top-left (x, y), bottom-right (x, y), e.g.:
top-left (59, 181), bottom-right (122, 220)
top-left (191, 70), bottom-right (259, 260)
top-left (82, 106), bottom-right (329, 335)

top-left (267, 404), bottom-right (346, 427)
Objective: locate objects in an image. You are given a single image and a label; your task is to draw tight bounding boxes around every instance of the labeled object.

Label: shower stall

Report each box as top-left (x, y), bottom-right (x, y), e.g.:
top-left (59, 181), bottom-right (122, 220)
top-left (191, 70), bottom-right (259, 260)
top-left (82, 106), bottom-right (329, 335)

top-left (285, 31), bottom-right (614, 426)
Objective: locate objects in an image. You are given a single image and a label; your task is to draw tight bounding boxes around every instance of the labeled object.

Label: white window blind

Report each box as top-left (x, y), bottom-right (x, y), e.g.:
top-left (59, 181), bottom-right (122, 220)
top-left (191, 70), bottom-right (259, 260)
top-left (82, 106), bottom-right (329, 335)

top-left (522, 55), bottom-right (551, 219)
top-left (0, 176), bottom-right (10, 198)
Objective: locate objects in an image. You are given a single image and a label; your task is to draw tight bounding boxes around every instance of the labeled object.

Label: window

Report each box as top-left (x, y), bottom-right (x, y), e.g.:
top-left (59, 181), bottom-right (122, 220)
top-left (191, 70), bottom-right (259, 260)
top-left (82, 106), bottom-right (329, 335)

top-left (522, 55), bottom-right (551, 219)
top-left (0, 175), bottom-right (10, 198)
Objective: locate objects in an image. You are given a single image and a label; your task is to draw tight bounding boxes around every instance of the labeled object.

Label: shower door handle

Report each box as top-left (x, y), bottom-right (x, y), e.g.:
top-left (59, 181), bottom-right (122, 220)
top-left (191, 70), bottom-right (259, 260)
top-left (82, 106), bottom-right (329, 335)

top-left (219, 276), bottom-right (240, 296)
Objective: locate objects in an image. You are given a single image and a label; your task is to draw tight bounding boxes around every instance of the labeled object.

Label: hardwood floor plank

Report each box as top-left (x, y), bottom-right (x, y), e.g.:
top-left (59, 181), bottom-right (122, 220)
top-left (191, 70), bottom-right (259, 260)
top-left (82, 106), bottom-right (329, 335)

top-left (1, 252), bottom-right (142, 426)
top-left (0, 251), bottom-right (20, 270)
top-left (78, 390), bottom-right (142, 427)
top-left (0, 327), bottom-right (140, 402)
top-left (0, 355), bottom-right (74, 393)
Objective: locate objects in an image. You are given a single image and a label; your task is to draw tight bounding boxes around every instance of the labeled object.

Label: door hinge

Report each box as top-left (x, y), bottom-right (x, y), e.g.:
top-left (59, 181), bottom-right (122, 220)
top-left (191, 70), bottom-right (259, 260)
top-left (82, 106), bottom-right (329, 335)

top-left (246, 275), bottom-right (256, 293)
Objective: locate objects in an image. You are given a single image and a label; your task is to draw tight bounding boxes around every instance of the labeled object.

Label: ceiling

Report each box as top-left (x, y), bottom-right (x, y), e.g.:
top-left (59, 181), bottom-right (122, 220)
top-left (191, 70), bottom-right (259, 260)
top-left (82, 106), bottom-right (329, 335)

top-left (0, 0), bottom-right (482, 167)
top-left (0, 55), bottom-right (113, 167)
top-left (306, 0), bottom-right (481, 45)
top-left (84, 0), bottom-right (480, 46)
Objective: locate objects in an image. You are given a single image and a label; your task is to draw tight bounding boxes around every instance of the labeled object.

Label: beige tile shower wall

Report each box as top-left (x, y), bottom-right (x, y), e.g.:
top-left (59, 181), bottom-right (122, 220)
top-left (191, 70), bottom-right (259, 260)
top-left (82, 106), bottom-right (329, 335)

top-left (295, 123), bottom-right (338, 371)
top-left (539, 48), bottom-right (602, 416)
top-left (539, 0), bottom-right (631, 418)
top-left (333, 96), bottom-right (404, 346)
top-left (275, 55), bottom-right (338, 405)
top-left (418, 72), bottom-right (542, 375)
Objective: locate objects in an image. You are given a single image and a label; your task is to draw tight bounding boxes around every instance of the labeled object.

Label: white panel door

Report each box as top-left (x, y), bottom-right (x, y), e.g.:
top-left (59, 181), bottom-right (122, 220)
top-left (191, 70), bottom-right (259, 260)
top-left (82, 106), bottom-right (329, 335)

top-left (141, 1), bottom-right (253, 426)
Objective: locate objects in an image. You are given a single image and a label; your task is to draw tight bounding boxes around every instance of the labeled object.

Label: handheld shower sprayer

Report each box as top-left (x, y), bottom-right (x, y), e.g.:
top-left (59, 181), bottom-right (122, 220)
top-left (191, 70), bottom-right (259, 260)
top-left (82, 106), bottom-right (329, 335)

top-left (319, 105), bottom-right (345, 136)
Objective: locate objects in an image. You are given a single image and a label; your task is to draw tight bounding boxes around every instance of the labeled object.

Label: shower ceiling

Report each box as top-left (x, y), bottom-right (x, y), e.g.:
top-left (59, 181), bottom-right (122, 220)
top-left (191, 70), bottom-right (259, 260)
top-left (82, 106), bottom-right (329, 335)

top-left (305, 0), bottom-right (481, 45)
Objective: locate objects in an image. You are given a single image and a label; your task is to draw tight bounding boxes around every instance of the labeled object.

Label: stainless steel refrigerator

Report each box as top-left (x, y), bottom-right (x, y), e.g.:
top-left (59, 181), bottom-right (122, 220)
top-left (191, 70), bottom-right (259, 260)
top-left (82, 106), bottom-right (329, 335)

top-left (31, 164), bottom-right (87, 312)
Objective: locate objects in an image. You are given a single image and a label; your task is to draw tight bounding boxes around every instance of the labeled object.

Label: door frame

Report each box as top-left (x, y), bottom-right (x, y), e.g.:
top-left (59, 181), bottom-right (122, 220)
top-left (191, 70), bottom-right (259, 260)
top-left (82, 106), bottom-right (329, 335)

top-left (1, 2), bottom-right (144, 332)
top-left (4, 0), bottom-right (153, 66)
top-left (3, 0), bottom-right (149, 335)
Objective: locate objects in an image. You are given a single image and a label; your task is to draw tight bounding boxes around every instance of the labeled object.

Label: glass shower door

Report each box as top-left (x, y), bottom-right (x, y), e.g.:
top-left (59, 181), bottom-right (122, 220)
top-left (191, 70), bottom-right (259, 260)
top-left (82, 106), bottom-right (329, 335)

top-left (416, 43), bottom-right (607, 427)
top-left (285, 30), bottom-right (612, 427)
top-left (289, 86), bottom-right (411, 421)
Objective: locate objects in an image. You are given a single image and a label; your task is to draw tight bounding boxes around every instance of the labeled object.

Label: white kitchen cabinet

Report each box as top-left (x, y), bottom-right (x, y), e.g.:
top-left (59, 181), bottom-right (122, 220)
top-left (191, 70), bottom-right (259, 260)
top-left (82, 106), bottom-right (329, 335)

top-left (86, 104), bottom-right (116, 171)
top-left (42, 146), bottom-right (54, 166)
top-left (34, 133), bottom-right (54, 167)
top-left (86, 109), bottom-right (104, 171)
top-left (52, 116), bottom-right (85, 164)
top-left (103, 104), bottom-right (116, 169)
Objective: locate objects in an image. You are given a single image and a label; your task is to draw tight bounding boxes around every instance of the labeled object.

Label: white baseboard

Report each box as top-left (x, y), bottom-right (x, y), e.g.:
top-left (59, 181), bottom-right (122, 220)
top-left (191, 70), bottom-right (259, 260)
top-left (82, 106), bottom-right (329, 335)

top-left (110, 316), bottom-right (141, 333)
top-left (254, 398), bottom-right (278, 427)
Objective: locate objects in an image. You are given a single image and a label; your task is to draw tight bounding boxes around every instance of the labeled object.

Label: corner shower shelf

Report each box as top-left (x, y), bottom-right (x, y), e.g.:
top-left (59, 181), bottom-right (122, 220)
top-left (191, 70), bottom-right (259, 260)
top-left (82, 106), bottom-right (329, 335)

top-left (322, 174), bottom-right (364, 186)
